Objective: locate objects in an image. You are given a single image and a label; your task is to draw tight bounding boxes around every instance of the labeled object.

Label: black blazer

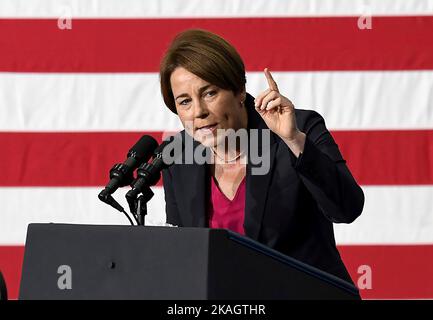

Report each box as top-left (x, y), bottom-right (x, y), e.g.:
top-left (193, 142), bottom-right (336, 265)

top-left (161, 92), bottom-right (364, 284)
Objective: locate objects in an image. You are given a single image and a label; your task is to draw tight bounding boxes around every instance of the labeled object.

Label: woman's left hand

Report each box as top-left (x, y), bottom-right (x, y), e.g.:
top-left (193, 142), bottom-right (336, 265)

top-left (254, 68), bottom-right (306, 156)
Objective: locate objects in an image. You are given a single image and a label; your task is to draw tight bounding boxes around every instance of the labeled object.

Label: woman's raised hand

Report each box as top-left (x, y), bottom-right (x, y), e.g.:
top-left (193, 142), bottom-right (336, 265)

top-left (254, 68), bottom-right (306, 156)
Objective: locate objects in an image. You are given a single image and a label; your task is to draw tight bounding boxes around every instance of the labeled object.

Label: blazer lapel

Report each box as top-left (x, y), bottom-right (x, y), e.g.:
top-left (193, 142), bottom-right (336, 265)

top-left (243, 93), bottom-right (278, 241)
top-left (176, 130), bottom-right (210, 228)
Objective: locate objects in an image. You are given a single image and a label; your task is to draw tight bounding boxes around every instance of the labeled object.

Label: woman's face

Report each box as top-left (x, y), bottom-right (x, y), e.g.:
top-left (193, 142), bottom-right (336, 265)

top-left (170, 67), bottom-right (247, 148)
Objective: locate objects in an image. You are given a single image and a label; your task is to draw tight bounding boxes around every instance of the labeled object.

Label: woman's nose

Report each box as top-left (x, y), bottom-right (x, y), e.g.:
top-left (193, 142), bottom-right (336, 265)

top-left (193, 100), bottom-right (208, 118)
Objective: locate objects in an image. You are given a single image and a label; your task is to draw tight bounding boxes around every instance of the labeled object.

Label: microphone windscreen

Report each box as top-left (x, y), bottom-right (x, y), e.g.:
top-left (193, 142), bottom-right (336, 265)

top-left (127, 135), bottom-right (158, 162)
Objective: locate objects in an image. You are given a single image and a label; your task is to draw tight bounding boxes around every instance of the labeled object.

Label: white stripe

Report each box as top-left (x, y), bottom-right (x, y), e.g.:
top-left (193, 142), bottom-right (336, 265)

top-left (0, 73), bottom-right (183, 132)
top-left (0, 0), bottom-right (432, 17)
top-left (0, 187), bottom-right (168, 245)
top-left (334, 186), bottom-right (433, 245)
top-left (1, 71), bottom-right (432, 131)
top-left (1, 186), bottom-right (432, 245)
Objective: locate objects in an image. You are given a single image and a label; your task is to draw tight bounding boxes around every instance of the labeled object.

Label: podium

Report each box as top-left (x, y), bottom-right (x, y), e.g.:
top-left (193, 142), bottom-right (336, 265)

top-left (19, 224), bottom-right (359, 300)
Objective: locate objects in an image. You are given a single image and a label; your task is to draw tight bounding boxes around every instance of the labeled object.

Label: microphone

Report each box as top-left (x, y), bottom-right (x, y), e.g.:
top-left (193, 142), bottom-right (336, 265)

top-left (98, 135), bottom-right (158, 212)
top-left (125, 134), bottom-right (182, 204)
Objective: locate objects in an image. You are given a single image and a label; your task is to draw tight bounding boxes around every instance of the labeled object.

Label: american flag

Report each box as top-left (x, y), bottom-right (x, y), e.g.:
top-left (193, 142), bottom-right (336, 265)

top-left (1, 0), bottom-right (433, 299)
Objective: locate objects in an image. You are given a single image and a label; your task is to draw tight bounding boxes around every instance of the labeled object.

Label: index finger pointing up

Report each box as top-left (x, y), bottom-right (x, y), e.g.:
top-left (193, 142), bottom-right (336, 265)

top-left (264, 68), bottom-right (279, 92)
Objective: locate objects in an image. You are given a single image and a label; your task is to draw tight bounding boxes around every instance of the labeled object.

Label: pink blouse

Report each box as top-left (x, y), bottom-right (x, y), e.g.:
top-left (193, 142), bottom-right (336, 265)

top-left (207, 175), bottom-right (246, 235)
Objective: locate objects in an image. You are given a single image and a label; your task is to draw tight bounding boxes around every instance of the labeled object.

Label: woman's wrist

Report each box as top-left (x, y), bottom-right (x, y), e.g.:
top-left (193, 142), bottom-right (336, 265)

top-left (281, 130), bottom-right (306, 158)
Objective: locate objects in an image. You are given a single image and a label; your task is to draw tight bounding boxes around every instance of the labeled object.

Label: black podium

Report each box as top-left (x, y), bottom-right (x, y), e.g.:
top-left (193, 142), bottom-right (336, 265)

top-left (19, 224), bottom-right (359, 300)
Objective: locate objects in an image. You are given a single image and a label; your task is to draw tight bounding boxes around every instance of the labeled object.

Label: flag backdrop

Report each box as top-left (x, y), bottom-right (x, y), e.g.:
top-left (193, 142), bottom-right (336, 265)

top-left (1, 0), bottom-right (433, 299)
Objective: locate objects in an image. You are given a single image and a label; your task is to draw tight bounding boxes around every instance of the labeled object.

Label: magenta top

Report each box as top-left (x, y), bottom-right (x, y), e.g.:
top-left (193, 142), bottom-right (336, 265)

top-left (207, 175), bottom-right (246, 236)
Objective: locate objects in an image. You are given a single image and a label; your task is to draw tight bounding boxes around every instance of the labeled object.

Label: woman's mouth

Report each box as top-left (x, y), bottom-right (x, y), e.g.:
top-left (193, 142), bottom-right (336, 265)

top-left (196, 123), bottom-right (218, 135)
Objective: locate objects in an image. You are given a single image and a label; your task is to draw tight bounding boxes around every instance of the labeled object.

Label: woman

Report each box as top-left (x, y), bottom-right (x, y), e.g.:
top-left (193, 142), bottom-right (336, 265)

top-left (159, 29), bottom-right (364, 285)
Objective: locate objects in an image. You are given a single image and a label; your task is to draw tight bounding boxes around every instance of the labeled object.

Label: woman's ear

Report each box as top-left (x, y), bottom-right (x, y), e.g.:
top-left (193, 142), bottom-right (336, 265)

top-left (239, 88), bottom-right (247, 106)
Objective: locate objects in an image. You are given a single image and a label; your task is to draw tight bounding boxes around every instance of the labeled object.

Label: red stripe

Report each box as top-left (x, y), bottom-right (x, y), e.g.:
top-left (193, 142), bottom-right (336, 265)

top-left (0, 130), bottom-right (432, 186)
top-left (332, 130), bottom-right (433, 185)
top-left (0, 132), bottom-right (165, 187)
top-left (1, 17), bottom-right (433, 72)
top-left (1, 245), bottom-right (432, 299)
top-left (338, 245), bottom-right (433, 299)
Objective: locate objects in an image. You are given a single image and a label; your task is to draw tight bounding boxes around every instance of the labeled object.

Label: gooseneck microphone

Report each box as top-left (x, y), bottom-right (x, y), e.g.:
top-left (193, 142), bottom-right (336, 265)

top-left (125, 135), bottom-right (183, 224)
top-left (126, 137), bottom-right (174, 199)
top-left (98, 135), bottom-right (158, 218)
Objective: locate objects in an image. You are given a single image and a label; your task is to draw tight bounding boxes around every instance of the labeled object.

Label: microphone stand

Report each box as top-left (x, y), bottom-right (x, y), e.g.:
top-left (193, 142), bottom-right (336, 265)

top-left (126, 160), bottom-right (160, 226)
top-left (131, 186), bottom-right (154, 226)
top-left (126, 135), bottom-right (178, 225)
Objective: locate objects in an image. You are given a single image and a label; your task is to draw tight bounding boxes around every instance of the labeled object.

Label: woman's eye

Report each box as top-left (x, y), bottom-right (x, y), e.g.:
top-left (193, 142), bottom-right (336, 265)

top-left (180, 99), bottom-right (190, 105)
top-left (206, 90), bottom-right (217, 97)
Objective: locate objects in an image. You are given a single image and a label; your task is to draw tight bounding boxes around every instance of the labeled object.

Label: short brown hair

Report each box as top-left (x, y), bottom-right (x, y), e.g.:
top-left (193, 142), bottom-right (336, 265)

top-left (159, 29), bottom-right (246, 114)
